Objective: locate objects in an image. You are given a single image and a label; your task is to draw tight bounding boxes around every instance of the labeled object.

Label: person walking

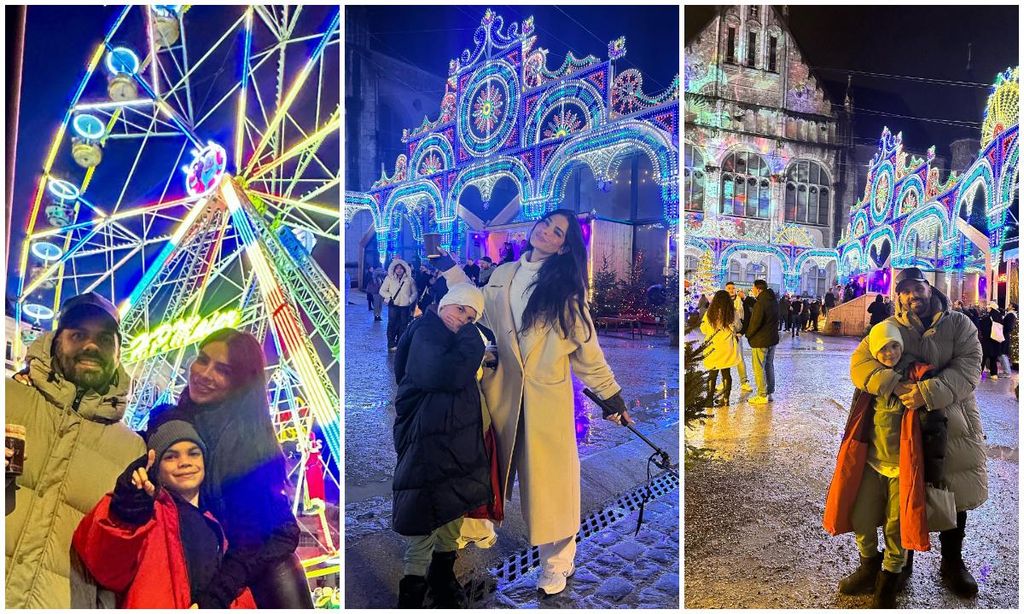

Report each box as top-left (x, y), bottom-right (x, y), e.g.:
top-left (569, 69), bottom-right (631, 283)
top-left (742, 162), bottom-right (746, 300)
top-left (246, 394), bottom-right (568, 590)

top-left (724, 282), bottom-right (753, 393)
top-left (380, 259), bottom-right (419, 351)
top-left (745, 280), bottom-right (780, 404)
top-left (977, 303), bottom-right (1003, 380)
top-left (1000, 304), bottom-right (1017, 374)
top-left (366, 266), bottom-right (386, 321)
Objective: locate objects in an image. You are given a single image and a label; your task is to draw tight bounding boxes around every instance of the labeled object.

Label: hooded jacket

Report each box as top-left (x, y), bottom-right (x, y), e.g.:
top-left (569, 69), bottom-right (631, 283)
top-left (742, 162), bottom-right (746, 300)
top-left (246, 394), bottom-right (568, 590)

top-left (849, 287), bottom-right (987, 512)
top-left (72, 490), bottom-right (257, 608)
top-left (5, 333), bottom-right (146, 608)
top-left (379, 259), bottom-right (418, 307)
top-left (824, 363), bottom-right (932, 550)
top-left (391, 311), bottom-right (493, 535)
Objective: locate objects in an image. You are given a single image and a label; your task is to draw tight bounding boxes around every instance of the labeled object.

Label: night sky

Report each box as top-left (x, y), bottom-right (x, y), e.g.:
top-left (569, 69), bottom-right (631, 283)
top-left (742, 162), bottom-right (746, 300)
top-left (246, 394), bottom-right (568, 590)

top-left (350, 5), bottom-right (680, 106)
top-left (685, 5), bottom-right (1019, 158)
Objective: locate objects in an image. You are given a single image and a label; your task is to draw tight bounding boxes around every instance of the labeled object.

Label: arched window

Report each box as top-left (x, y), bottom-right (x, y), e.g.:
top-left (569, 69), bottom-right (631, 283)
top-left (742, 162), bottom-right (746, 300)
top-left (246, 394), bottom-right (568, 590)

top-left (805, 265), bottom-right (828, 297)
top-left (728, 259), bottom-right (743, 283)
top-left (684, 144), bottom-right (706, 212)
top-left (785, 160), bottom-right (831, 226)
top-left (721, 151), bottom-right (771, 218)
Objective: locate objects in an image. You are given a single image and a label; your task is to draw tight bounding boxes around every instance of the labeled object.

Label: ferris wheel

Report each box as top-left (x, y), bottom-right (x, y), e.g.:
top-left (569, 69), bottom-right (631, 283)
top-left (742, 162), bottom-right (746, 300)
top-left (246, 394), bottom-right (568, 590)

top-left (12, 5), bottom-right (340, 568)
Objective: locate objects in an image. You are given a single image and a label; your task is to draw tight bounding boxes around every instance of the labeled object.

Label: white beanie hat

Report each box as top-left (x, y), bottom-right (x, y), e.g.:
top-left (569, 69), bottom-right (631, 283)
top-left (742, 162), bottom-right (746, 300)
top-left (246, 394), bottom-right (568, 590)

top-left (438, 283), bottom-right (485, 322)
top-left (868, 320), bottom-right (903, 357)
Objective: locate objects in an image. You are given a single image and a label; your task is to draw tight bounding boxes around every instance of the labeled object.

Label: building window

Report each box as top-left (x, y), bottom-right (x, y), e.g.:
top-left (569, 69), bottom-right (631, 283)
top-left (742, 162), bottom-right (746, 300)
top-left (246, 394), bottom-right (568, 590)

top-left (721, 151), bottom-right (772, 219)
top-left (726, 27), bottom-right (737, 64)
top-left (728, 260), bottom-right (743, 283)
top-left (768, 36), bottom-right (778, 72)
top-left (745, 262), bottom-right (766, 284)
top-left (747, 31), bottom-right (757, 67)
top-left (784, 160), bottom-right (831, 226)
top-left (805, 265), bottom-right (828, 297)
top-left (684, 144), bottom-right (706, 212)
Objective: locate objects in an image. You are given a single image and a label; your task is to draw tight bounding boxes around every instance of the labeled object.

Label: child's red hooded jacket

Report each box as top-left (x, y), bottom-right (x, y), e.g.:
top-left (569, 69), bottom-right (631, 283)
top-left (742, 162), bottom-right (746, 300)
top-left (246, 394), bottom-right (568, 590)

top-left (73, 490), bottom-right (258, 609)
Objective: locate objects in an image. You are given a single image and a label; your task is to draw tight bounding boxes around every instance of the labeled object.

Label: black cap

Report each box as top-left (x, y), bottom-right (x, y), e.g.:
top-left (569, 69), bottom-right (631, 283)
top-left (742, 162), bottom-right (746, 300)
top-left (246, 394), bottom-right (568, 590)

top-left (58, 292), bottom-right (120, 331)
top-left (894, 267), bottom-right (929, 292)
top-left (481, 256), bottom-right (493, 263)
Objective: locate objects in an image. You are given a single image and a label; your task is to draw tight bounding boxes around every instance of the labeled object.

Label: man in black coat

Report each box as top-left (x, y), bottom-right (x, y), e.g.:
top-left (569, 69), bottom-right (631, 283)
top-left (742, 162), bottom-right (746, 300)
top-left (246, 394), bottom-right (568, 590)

top-left (745, 279), bottom-right (780, 404)
top-left (809, 299), bottom-right (821, 332)
top-left (779, 293), bottom-right (791, 332)
top-left (824, 290), bottom-right (836, 318)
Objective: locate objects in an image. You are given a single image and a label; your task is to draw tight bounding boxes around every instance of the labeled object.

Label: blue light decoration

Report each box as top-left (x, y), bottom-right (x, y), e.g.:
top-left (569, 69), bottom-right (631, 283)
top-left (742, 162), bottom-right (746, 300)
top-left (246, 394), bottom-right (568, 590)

top-left (23, 303), bottom-right (55, 321)
top-left (344, 8), bottom-right (679, 262)
top-left (72, 113), bottom-right (106, 140)
top-left (47, 177), bottom-right (80, 202)
top-left (184, 142), bottom-right (227, 197)
top-left (31, 241), bottom-right (63, 261)
top-left (105, 46), bottom-right (140, 75)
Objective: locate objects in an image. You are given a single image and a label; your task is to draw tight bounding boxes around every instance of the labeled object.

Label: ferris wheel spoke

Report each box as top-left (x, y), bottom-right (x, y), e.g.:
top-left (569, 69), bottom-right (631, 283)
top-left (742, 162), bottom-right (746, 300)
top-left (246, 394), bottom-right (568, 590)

top-left (243, 10), bottom-right (339, 176)
top-left (248, 111), bottom-right (339, 182)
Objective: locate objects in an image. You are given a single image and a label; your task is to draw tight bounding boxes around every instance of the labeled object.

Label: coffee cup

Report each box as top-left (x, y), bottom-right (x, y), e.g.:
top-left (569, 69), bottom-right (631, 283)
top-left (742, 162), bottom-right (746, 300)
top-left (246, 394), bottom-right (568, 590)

top-left (6, 425), bottom-right (26, 477)
top-left (423, 233), bottom-right (442, 259)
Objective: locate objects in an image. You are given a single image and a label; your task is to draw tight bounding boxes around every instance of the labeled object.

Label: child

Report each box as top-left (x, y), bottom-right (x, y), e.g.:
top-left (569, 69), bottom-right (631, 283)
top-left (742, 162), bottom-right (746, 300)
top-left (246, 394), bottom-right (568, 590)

top-left (391, 282), bottom-right (495, 608)
top-left (825, 321), bottom-right (937, 608)
top-left (72, 420), bottom-right (257, 608)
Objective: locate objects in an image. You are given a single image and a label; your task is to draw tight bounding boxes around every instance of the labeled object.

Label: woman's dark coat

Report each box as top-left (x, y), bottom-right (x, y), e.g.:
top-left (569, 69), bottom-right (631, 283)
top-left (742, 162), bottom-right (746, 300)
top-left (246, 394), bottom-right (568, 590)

top-left (392, 310), bottom-right (492, 536)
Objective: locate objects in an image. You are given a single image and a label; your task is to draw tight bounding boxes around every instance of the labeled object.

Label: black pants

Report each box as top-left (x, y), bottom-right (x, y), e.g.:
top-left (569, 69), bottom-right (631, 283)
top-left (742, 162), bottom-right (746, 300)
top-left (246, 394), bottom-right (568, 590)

top-left (810, 314), bottom-right (819, 332)
top-left (708, 368), bottom-right (732, 406)
top-left (249, 553), bottom-right (314, 608)
top-left (366, 290), bottom-right (374, 311)
top-left (387, 303), bottom-right (412, 348)
top-left (938, 511), bottom-right (969, 561)
top-left (985, 354), bottom-right (999, 376)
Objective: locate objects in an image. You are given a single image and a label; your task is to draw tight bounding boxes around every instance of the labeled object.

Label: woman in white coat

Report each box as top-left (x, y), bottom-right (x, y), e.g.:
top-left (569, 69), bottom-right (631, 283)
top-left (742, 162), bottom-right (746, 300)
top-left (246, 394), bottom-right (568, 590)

top-left (440, 209), bottom-right (629, 596)
top-left (379, 258), bottom-right (418, 351)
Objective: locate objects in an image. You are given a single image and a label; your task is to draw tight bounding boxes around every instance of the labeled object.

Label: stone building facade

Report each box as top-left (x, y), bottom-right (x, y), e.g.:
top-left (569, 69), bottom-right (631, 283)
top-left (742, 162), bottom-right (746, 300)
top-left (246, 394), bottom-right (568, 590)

top-left (683, 5), bottom-right (854, 297)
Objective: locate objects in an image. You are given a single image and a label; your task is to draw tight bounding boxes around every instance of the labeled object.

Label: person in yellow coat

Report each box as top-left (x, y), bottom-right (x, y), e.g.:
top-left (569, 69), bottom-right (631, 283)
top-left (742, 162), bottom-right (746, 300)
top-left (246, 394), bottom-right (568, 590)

top-left (439, 208), bottom-right (630, 596)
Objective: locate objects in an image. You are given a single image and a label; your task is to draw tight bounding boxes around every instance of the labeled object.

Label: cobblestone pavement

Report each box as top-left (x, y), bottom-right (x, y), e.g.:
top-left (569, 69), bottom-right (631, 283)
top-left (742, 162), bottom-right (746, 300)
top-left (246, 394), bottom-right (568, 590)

top-left (344, 291), bottom-right (679, 608)
top-left (685, 331), bottom-right (1018, 609)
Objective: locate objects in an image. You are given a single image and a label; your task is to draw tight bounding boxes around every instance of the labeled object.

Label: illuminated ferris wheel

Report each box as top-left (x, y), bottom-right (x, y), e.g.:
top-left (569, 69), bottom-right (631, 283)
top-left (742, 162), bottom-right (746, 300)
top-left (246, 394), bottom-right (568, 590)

top-left (13, 5), bottom-right (340, 566)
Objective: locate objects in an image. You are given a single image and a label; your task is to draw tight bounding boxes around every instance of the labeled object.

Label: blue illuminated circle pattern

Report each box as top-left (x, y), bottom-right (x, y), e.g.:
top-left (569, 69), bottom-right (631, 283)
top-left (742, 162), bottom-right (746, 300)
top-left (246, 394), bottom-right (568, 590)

top-left (458, 60), bottom-right (519, 157)
top-left (106, 47), bottom-right (140, 75)
top-left (47, 178), bottom-right (80, 202)
top-left (31, 241), bottom-right (63, 261)
top-left (870, 163), bottom-right (894, 223)
top-left (185, 143), bottom-right (227, 197)
top-left (23, 303), bottom-right (55, 321)
top-left (73, 114), bottom-right (106, 140)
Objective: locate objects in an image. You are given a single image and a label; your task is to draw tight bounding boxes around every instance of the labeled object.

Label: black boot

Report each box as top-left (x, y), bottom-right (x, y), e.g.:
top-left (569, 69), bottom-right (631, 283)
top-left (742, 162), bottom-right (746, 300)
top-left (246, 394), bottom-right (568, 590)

top-left (397, 575), bottom-right (428, 608)
top-left (427, 550), bottom-right (466, 608)
top-left (838, 551), bottom-right (882, 595)
top-left (896, 550), bottom-right (913, 593)
top-left (872, 569), bottom-right (900, 608)
top-left (939, 511), bottom-right (979, 597)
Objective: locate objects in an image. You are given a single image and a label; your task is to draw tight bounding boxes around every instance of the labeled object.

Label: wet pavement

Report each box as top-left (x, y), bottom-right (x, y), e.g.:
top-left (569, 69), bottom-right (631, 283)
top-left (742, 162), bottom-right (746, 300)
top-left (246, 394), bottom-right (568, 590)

top-left (684, 331), bottom-right (1019, 608)
top-left (344, 290), bottom-right (680, 608)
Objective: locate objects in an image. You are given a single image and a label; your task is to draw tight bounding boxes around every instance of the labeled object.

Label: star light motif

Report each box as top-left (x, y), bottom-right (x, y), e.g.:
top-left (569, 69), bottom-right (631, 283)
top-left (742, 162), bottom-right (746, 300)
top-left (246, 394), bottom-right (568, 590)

top-left (543, 110), bottom-right (582, 139)
top-left (472, 84), bottom-right (504, 133)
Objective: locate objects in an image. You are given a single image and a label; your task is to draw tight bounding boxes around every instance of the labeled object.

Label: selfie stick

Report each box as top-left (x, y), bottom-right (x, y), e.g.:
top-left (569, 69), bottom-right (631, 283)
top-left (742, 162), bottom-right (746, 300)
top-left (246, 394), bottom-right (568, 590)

top-left (583, 388), bottom-right (677, 474)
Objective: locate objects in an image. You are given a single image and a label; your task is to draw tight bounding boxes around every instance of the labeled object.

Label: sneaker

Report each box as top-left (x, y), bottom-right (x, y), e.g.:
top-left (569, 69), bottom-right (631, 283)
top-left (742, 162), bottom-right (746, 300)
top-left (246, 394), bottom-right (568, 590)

top-left (748, 395), bottom-right (769, 405)
top-left (716, 381), bottom-right (725, 392)
top-left (388, 346), bottom-right (398, 352)
top-left (767, 394), bottom-right (774, 402)
top-left (991, 375), bottom-right (999, 381)
top-left (537, 563), bottom-right (575, 596)
top-left (740, 383), bottom-right (753, 392)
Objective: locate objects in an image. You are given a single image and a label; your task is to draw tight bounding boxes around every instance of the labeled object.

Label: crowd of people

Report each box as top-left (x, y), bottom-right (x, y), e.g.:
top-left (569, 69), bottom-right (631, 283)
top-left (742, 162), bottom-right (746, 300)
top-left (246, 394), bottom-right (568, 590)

top-left (6, 293), bottom-right (312, 608)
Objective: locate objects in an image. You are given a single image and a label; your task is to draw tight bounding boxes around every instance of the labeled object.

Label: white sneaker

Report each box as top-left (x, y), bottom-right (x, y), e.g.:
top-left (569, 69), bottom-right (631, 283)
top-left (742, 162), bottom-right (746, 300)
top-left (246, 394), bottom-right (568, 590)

top-left (740, 383), bottom-right (753, 392)
top-left (991, 375), bottom-right (999, 381)
top-left (537, 563), bottom-right (575, 596)
top-left (748, 395), bottom-right (769, 405)
top-left (767, 394), bottom-right (774, 402)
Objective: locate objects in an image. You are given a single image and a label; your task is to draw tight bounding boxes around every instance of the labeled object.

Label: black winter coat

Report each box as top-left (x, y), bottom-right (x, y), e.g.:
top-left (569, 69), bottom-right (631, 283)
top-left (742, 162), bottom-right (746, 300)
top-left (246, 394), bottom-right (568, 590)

top-left (1001, 312), bottom-right (1017, 355)
top-left (745, 289), bottom-right (780, 348)
top-left (392, 311), bottom-right (492, 536)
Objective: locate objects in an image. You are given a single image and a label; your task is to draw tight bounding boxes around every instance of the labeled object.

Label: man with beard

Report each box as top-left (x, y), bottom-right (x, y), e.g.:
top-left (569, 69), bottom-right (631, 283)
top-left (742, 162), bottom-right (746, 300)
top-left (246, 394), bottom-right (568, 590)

top-left (848, 268), bottom-right (987, 599)
top-left (5, 293), bottom-right (145, 608)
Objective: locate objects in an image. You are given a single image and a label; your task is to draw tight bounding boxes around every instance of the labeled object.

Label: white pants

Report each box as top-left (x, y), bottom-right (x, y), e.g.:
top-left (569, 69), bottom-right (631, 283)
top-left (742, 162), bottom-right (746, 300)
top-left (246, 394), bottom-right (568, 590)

top-left (538, 535), bottom-right (577, 574)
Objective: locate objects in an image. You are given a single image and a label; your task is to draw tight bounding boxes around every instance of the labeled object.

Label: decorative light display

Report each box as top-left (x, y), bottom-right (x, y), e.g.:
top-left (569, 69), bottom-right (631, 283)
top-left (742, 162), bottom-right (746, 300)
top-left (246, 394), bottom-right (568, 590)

top-left (981, 67), bottom-right (1018, 149)
top-left (13, 6), bottom-right (341, 579)
top-left (345, 9), bottom-right (679, 262)
top-left (125, 309), bottom-right (241, 363)
top-left (184, 142), bottom-right (228, 197)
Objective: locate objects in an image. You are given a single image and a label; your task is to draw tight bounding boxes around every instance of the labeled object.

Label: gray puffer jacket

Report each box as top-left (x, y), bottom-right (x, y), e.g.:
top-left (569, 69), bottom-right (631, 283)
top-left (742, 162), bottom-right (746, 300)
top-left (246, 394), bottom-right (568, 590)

top-left (850, 288), bottom-right (987, 512)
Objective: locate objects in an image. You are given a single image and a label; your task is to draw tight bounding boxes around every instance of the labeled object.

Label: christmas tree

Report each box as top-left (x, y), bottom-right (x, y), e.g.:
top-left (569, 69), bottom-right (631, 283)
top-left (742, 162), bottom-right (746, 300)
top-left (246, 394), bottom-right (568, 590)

top-left (590, 253), bottom-right (621, 317)
top-left (664, 265), bottom-right (680, 346)
top-left (619, 250), bottom-right (650, 318)
top-left (684, 337), bottom-right (713, 463)
top-left (688, 250), bottom-right (717, 310)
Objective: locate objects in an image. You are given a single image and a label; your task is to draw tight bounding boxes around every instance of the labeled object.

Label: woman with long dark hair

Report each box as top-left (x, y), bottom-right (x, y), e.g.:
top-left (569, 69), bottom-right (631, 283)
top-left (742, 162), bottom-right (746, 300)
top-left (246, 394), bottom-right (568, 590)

top-left (438, 209), bottom-right (629, 596)
top-left (146, 328), bottom-right (313, 608)
top-left (700, 290), bottom-right (741, 407)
